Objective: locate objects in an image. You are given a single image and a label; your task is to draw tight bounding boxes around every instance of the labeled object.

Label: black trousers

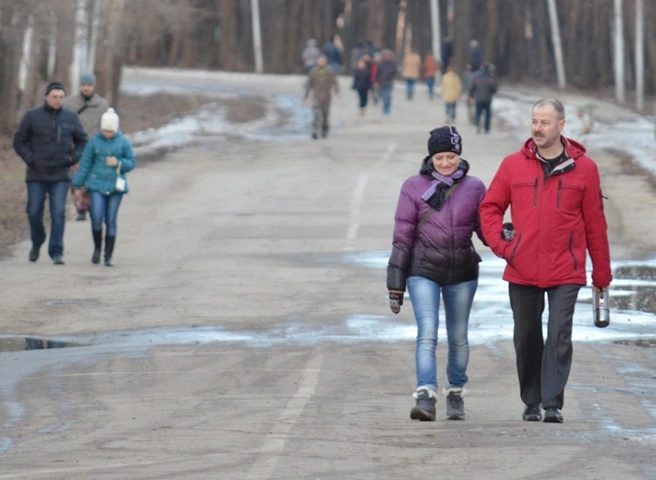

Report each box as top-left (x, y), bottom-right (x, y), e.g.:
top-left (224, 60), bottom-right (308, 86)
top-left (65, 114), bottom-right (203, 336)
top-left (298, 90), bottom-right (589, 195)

top-left (508, 283), bottom-right (581, 409)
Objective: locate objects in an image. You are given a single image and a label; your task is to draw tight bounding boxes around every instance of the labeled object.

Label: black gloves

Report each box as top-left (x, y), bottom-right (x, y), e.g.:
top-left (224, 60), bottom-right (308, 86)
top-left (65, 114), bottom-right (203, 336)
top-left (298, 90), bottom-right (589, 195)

top-left (389, 290), bottom-right (404, 314)
top-left (501, 222), bottom-right (516, 242)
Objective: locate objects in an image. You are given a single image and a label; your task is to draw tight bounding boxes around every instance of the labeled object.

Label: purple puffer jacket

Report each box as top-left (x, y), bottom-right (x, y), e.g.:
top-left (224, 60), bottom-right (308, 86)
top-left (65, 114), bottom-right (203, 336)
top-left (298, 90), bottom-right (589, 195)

top-left (387, 158), bottom-right (487, 290)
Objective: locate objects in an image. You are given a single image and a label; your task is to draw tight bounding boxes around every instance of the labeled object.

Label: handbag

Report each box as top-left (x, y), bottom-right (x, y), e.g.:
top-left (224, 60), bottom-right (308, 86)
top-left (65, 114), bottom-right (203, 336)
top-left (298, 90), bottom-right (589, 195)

top-left (114, 163), bottom-right (126, 192)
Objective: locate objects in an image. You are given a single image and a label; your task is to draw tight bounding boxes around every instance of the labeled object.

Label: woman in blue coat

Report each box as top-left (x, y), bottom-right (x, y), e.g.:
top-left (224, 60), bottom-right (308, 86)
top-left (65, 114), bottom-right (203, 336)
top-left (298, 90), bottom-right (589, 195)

top-left (73, 108), bottom-right (135, 266)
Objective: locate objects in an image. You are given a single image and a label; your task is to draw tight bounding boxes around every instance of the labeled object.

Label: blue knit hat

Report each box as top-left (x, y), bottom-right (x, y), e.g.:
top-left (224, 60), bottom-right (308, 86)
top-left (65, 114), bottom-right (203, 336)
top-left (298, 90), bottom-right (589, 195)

top-left (79, 73), bottom-right (96, 85)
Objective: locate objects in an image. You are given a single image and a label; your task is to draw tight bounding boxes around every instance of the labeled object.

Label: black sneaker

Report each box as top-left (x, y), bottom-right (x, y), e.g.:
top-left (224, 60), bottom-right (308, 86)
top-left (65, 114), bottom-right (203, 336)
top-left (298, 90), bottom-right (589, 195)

top-left (52, 254), bottom-right (65, 265)
top-left (445, 390), bottom-right (465, 420)
top-left (29, 247), bottom-right (40, 262)
top-left (523, 404), bottom-right (542, 421)
top-left (543, 407), bottom-right (563, 423)
top-left (410, 387), bottom-right (436, 421)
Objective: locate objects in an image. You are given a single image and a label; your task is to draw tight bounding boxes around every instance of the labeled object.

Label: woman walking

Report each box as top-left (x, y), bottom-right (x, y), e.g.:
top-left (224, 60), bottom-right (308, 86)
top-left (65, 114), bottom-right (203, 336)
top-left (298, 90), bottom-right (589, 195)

top-left (73, 108), bottom-right (135, 266)
top-left (387, 126), bottom-right (486, 421)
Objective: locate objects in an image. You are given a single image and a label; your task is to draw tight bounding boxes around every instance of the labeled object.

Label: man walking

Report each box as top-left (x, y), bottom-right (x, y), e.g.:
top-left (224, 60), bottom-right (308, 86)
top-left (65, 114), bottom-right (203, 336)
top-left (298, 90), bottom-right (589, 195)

top-left (479, 98), bottom-right (612, 423)
top-left (13, 81), bottom-right (87, 265)
top-left (469, 63), bottom-right (498, 134)
top-left (304, 54), bottom-right (340, 139)
top-left (64, 72), bottom-right (109, 221)
top-left (375, 49), bottom-right (398, 115)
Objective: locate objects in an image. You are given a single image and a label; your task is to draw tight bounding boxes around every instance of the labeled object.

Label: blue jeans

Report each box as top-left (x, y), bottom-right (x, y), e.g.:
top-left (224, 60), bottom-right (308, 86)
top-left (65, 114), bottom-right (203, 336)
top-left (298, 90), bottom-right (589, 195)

top-left (407, 276), bottom-right (478, 392)
top-left (26, 180), bottom-right (69, 257)
top-left (426, 76), bottom-right (435, 98)
top-left (379, 86), bottom-right (393, 114)
top-left (405, 78), bottom-right (415, 99)
top-left (475, 100), bottom-right (492, 133)
top-left (445, 102), bottom-right (457, 122)
top-left (90, 191), bottom-right (123, 236)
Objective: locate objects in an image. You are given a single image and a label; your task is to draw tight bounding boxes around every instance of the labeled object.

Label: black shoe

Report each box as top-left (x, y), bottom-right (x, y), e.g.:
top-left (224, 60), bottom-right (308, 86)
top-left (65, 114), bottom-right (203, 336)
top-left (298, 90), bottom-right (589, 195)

top-left (311, 132), bottom-right (318, 139)
top-left (92, 249), bottom-right (101, 264)
top-left (52, 254), bottom-right (65, 265)
top-left (29, 247), bottom-right (40, 262)
top-left (410, 387), bottom-right (437, 421)
top-left (76, 212), bottom-right (86, 221)
top-left (522, 404), bottom-right (542, 421)
top-left (543, 407), bottom-right (563, 423)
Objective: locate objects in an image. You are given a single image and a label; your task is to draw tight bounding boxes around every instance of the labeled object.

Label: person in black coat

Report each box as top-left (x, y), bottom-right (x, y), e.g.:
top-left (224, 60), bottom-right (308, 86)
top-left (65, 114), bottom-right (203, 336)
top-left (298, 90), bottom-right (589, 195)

top-left (13, 81), bottom-right (87, 265)
top-left (352, 59), bottom-right (372, 115)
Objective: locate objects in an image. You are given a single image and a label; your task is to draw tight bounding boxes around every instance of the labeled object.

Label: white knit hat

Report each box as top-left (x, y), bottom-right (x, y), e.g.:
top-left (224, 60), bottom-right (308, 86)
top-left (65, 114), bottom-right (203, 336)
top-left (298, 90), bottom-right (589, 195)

top-left (101, 108), bottom-right (119, 132)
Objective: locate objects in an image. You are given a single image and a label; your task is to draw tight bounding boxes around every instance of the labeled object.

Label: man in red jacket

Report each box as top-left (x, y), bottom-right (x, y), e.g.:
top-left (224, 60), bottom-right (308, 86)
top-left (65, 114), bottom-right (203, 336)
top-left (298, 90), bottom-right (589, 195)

top-left (479, 98), bottom-right (612, 424)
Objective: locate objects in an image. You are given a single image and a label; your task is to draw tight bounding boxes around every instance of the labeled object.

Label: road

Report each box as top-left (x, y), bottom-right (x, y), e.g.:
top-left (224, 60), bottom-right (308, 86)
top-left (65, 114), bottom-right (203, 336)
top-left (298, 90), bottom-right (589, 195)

top-left (0, 69), bottom-right (655, 479)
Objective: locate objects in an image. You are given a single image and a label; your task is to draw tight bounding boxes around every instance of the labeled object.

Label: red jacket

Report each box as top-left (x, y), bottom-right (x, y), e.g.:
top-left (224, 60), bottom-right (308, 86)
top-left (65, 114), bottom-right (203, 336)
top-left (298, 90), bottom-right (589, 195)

top-left (480, 137), bottom-right (612, 289)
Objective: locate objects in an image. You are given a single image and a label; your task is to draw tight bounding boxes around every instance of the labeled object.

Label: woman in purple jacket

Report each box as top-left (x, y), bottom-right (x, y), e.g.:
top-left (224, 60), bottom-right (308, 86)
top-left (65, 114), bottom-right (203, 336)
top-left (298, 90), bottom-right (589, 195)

top-left (387, 126), bottom-right (486, 421)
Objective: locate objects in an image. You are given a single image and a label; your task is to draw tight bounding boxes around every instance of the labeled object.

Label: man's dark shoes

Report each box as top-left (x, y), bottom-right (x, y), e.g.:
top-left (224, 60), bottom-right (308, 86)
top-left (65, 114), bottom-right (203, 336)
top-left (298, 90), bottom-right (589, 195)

top-left (410, 387), bottom-right (437, 421)
top-left (28, 247), bottom-right (39, 262)
top-left (92, 249), bottom-right (101, 264)
top-left (543, 407), bottom-right (563, 423)
top-left (522, 404), bottom-right (542, 421)
top-left (76, 211), bottom-right (86, 221)
top-left (52, 254), bottom-right (65, 265)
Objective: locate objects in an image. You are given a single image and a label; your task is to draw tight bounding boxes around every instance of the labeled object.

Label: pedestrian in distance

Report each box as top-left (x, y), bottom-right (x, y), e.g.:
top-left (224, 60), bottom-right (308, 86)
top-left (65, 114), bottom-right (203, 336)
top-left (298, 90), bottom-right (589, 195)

top-left (387, 126), bottom-right (487, 421)
top-left (322, 35), bottom-right (342, 74)
top-left (350, 41), bottom-right (365, 73)
top-left (375, 49), bottom-right (398, 115)
top-left (441, 65), bottom-right (462, 123)
top-left (64, 72), bottom-right (109, 221)
top-left (461, 64), bottom-right (476, 124)
top-left (401, 48), bottom-right (421, 100)
top-left (13, 81), bottom-right (87, 265)
top-left (469, 39), bottom-right (482, 72)
top-left (422, 51), bottom-right (440, 100)
top-left (352, 59), bottom-right (372, 115)
top-left (304, 54), bottom-right (340, 139)
top-left (73, 108), bottom-right (136, 267)
top-left (440, 36), bottom-right (454, 74)
top-left (470, 63), bottom-right (498, 134)
top-left (301, 38), bottom-right (321, 73)
top-left (369, 51), bottom-right (382, 105)
top-left (479, 98), bottom-right (612, 424)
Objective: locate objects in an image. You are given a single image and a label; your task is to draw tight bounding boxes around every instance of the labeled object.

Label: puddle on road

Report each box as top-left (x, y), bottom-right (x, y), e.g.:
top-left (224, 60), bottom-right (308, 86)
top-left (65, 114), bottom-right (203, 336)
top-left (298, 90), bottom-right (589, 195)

top-left (0, 337), bottom-right (82, 352)
top-left (2, 252), bottom-right (655, 355)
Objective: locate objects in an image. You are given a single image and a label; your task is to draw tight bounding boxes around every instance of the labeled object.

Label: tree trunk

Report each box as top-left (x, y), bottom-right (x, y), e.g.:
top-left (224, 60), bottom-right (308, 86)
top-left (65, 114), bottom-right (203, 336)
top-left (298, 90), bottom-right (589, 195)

top-left (218, 0), bottom-right (238, 71)
top-left (0, 4), bottom-right (30, 133)
top-left (366, 0), bottom-right (387, 48)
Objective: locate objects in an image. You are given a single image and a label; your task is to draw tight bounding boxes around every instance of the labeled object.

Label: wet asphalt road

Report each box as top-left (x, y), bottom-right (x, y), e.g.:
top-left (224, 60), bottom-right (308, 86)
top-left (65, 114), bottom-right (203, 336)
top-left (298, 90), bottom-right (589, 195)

top-left (0, 69), bottom-right (655, 479)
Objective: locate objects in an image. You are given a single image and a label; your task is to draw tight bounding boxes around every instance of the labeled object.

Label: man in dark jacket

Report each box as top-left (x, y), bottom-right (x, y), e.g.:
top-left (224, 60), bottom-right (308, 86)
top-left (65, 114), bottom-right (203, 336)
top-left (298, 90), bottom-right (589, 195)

top-left (469, 63), bottom-right (498, 134)
top-left (375, 49), bottom-right (398, 115)
top-left (13, 81), bottom-right (87, 265)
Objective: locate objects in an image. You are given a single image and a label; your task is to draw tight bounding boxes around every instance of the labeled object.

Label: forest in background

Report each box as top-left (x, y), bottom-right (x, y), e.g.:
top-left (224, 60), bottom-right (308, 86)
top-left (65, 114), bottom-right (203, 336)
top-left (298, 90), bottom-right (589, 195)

top-left (0, 0), bottom-right (654, 135)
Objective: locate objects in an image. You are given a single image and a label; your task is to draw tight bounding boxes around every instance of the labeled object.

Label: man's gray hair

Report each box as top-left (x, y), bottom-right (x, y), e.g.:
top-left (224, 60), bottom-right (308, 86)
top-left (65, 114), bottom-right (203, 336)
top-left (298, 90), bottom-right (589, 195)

top-left (533, 98), bottom-right (565, 120)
